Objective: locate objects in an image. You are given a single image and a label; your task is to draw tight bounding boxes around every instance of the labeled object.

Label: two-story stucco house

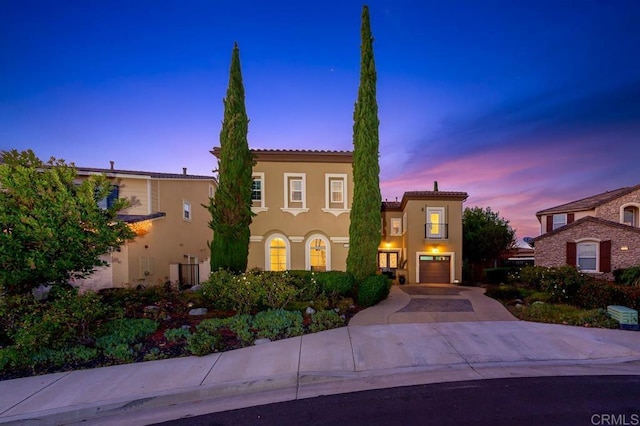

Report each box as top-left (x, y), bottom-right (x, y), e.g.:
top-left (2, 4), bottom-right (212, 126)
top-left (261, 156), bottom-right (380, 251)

top-left (212, 148), bottom-right (468, 284)
top-left (533, 184), bottom-right (640, 279)
top-left (74, 162), bottom-right (216, 291)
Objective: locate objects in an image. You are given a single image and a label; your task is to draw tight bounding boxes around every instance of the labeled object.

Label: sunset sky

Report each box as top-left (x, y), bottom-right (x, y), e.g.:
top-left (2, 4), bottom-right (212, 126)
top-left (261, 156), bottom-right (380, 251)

top-left (2, 0), bottom-right (639, 238)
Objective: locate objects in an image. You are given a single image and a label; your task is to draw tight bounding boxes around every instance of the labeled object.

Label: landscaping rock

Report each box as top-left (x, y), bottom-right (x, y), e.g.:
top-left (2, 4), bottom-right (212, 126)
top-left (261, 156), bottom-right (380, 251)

top-left (189, 285), bottom-right (202, 292)
top-left (533, 301), bottom-right (545, 305)
top-left (515, 303), bottom-right (524, 309)
top-left (144, 306), bottom-right (160, 313)
top-left (32, 284), bottom-right (52, 301)
top-left (254, 338), bottom-right (271, 345)
top-left (305, 307), bottom-right (316, 315)
top-left (181, 325), bottom-right (191, 330)
top-left (189, 308), bottom-right (208, 316)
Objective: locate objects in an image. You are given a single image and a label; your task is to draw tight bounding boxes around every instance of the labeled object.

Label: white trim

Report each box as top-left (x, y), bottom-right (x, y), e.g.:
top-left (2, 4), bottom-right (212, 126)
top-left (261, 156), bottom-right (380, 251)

top-left (330, 237), bottom-right (350, 244)
top-left (620, 203), bottom-right (640, 227)
top-left (281, 207), bottom-right (309, 216)
top-left (182, 199), bottom-right (191, 221)
top-left (324, 173), bottom-right (348, 211)
top-left (576, 240), bottom-right (599, 273)
top-left (425, 207), bottom-right (445, 239)
top-left (250, 236), bottom-right (264, 243)
top-left (321, 208), bottom-right (350, 217)
top-left (288, 236), bottom-right (304, 243)
top-left (147, 180), bottom-right (152, 214)
top-left (283, 173), bottom-right (306, 210)
top-left (415, 251), bottom-right (455, 284)
top-left (265, 233), bottom-right (290, 271)
top-left (252, 172), bottom-right (265, 211)
top-left (305, 234), bottom-right (332, 271)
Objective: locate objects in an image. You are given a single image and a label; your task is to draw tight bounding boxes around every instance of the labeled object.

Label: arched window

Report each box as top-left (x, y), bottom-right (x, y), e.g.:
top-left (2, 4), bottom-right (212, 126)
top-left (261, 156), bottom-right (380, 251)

top-left (306, 234), bottom-right (331, 271)
top-left (266, 235), bottom-right (289, 271)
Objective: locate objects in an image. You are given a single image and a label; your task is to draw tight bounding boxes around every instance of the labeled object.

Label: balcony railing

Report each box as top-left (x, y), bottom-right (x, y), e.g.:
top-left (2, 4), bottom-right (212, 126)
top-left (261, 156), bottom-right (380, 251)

top-left (424, 222), bottom-right (448, 239)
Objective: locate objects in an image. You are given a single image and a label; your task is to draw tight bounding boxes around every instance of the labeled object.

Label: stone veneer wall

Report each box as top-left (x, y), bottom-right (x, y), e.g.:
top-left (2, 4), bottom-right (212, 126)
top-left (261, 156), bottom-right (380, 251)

top-left (535, 220), bottom-right (640, 280)
top-left (595, 188), bottom-right (640, 222)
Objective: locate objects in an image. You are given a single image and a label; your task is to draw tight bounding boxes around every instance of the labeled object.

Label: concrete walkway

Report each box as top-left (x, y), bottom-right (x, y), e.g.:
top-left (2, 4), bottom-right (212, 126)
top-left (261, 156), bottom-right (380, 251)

top-left (1, 287), bottom-right (639, 425)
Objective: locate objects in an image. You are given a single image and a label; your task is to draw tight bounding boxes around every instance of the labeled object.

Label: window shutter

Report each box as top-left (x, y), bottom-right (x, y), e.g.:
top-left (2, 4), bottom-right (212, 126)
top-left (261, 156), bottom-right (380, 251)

top-left (600, 240), bottom-right (611, 272)
top-left (546, 216), bottom-right (553, 233)
top-left (567, 213), bottom-right (575, 224)
top-left (566, 242), bottom-right (576, 266)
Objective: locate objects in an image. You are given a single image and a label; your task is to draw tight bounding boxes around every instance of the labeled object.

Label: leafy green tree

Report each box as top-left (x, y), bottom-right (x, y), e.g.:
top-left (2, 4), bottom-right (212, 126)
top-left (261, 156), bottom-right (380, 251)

top-left (208, 43), bottom-right (254, 273)
top-left (347, 5), bottom-right (382, 282)
top-left (462, 206), bottom-right (516, 269)
top-left (0, 149), bottom-right (134, 295)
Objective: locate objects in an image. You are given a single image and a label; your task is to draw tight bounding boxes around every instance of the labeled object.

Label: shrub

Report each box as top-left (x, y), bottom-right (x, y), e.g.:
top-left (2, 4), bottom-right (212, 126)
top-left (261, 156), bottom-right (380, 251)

top-left (252, 309), bottom-right (304, 340)
top-left (516, 266), bottom-right (549, 290)
top-left (287, 270), bottom-right (320, 300)
top-left (227, 273), bottom-right (265, 314)
top-left (540, 266), bottom-right (590, 304)
top-left (576, 280), bottom-right (640, 311)
top-left (309, 310), bottom-right (345, 333)
top-left (196, 314), bottom-right (254, 346)
top-left (96, 318), bottom-right (157, 361)
top-left (316, 271), bottom-right (355, 298)
top-left (484, 285), bottom-right (523, 301)
top-left (614, 266), bottom-right (640, 286)
top-left (260, 272), bottom-right (299, 309)
top-left (357, 275), bottom-right (391, 308)
top-left (483, 267), bottom-right (512, 285)
top-left (164, 327), bottom-right (191, 342)
top-left (200, 269), bottom-right (237, 310)
top-left (508, 303), bottom-right (619, 328)
top-left (10, 288), bottom-right (108, 353)
top-left (187, 331), bottom-right (218, 356)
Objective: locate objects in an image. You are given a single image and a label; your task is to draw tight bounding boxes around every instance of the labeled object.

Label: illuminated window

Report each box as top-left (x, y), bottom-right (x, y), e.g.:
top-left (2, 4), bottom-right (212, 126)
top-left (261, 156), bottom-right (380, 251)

top-left (426, 207), bottom-right (446, 238)
top-left (378, 252), bottom-right (399, 269)
top-left (309, 238), bottom-right (327, 271)
top-left (269, 237), bottom-right (287, 271)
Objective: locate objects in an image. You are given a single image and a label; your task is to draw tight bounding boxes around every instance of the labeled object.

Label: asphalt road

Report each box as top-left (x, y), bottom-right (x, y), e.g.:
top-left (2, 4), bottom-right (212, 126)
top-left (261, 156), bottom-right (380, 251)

top-left (154, 375), bottom-right (640, 426)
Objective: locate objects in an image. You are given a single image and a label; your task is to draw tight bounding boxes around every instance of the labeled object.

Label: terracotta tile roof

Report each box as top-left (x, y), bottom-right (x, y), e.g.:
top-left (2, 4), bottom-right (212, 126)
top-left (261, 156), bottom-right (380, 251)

top-left (211, 147), bottom-right (353, 163)
top-left (117, 212), bottom-right (167, 223)
top-left (403, 190), bottom-right (469, 198)
top-left (381, 201), bottom-right (401, 211)
top-left (532, 216), bottom-right (640, 242)
top-left (76, 166), bottom-right (215, 180)
top-left (536, 184), bottom-right (640, 216)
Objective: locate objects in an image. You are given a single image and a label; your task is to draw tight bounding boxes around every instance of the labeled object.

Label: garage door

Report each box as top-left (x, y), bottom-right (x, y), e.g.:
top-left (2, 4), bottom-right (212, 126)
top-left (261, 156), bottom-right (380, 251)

top-left (419, 255), bottom-right (450, 283)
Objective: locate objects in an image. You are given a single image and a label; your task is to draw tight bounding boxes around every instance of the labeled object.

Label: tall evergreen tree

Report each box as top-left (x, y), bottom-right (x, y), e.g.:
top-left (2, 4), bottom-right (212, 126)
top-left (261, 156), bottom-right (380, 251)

top-left (347, 5), bottom-right (382, 282)
top-left (208, 43), bottom-right (254, 273)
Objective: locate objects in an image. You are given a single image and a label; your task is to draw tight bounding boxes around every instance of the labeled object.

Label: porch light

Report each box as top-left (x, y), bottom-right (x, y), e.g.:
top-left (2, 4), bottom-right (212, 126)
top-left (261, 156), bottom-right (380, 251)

top-left (129, 220), bottom-right (153, 237)
top-left (432, 247), bottom-right (439, 254)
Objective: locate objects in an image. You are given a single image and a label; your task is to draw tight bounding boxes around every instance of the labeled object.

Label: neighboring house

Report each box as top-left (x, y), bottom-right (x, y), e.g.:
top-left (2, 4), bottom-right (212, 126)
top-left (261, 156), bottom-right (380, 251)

top-left (212, 148), bottom-right (468, 284)
top-left (533, 185), bottom-right (640, 279)
top-left (73, 162), bottom-right (216, 291)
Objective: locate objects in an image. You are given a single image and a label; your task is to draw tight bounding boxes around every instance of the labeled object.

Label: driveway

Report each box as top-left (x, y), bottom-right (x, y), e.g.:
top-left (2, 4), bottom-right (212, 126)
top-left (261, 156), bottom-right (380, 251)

top-left (349, 283), bottom-right (517, 326)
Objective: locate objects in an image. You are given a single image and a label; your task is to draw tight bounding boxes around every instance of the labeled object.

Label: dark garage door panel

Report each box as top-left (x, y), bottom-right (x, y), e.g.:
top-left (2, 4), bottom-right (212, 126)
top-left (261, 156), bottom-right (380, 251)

top-left (419, 256), bottom-right (450, 283)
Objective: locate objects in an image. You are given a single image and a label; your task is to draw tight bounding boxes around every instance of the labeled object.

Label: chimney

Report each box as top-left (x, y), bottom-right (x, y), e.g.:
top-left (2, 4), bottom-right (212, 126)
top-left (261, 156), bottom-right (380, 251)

top-left (110, 161), bottom-right (114, 170)
top-left (395, 196), bottom-right (398, 202)
top-left (433, 180), bottom-right (439, 192)
top-left (182, 167), bottom-right (187, 175)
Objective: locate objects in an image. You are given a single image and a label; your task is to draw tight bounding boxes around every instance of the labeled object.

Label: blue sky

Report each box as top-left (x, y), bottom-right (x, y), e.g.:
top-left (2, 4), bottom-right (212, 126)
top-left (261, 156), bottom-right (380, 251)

top-left (2, 0), bottom-right (639, 238)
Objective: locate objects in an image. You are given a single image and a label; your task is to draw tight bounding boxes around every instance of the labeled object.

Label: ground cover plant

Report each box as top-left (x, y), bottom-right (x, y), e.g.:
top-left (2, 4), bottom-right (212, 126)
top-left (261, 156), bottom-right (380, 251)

top-left (0, 270), bottom-right (391, 380)
top-left (485, 265), bottom-right (640, 328)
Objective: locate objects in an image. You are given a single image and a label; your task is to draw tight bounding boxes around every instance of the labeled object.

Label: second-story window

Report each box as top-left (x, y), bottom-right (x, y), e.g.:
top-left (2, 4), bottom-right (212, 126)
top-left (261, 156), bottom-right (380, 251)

top-left (290, 179), bottom-right (303, 202)
top-left (552, 214), bottom-right (567, 230)
top-left (323, 173), bottom-right (348, 214)
top-left (183, 200), bottom-right (191, 221)
top-left (426, 207), bottom-right (447, 239)
top-left (390, 218), bottom-right (402, 236)
top-left (251, 172), bottom-right (267, 212)
top-left (98, 184), bottom-right (119, 209)
top-left (282, 173), bottom-right (308, 215)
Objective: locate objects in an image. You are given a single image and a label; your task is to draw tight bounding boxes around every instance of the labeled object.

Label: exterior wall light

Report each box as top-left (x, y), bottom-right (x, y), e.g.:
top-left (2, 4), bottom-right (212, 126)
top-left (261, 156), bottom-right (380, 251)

top-left (621, 246), bottom-right (629, 251)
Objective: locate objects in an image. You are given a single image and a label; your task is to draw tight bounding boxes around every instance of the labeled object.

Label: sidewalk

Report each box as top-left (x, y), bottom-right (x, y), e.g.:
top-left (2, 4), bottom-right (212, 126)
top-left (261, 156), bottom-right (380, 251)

top-left (1, 287), bottom-right (639, 425)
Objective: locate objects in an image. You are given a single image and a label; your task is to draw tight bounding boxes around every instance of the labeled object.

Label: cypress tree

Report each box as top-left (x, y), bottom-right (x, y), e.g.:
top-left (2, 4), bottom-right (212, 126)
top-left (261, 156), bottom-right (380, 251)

top-left (347, 5), bottom-right (382, 282)
top-left (208, 43), bottom-right (254, 273)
